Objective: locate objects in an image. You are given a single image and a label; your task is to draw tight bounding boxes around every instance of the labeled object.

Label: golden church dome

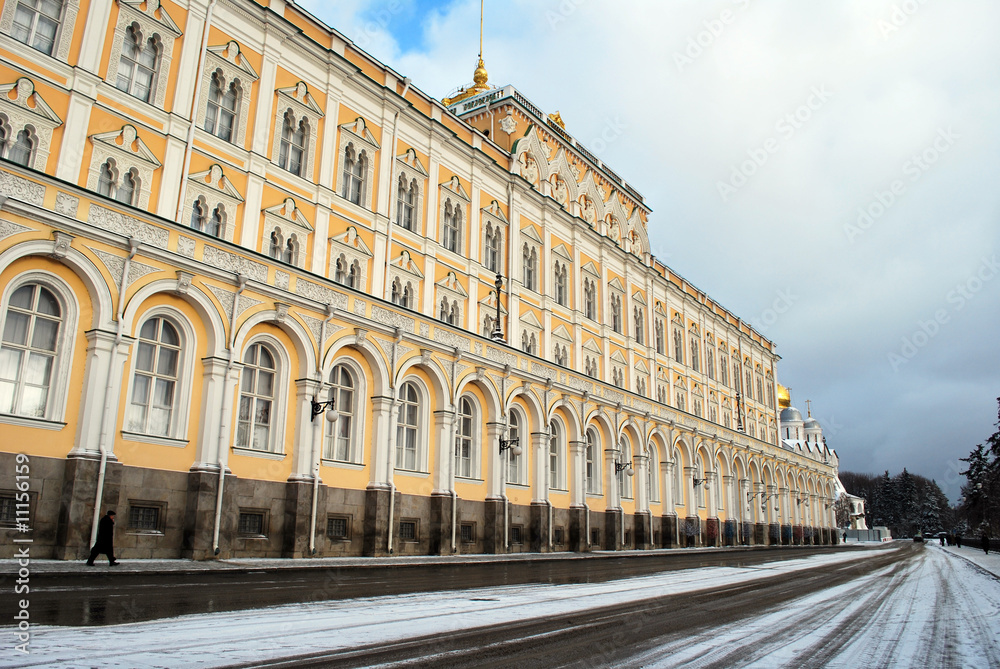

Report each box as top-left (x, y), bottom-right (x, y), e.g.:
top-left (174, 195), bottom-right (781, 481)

top-left (777, 384), bottom-right (791, 409)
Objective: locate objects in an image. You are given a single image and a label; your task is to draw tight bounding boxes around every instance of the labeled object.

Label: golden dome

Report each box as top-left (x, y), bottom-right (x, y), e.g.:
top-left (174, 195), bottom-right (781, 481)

top-left (442, 57), bottom-right (493, 107)
top-left (777, 384), bottom-right (791, 409)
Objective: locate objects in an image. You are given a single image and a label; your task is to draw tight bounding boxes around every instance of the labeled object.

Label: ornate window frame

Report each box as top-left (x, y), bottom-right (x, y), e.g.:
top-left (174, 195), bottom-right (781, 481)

top-left (328, 225), bottom-right (371, 289)
top-left (551, 243), bottom-right (571, 308)
top-left (435, 271), bottom-right (467, 327)
top-left (387, 250), bottom-right (422, 311)
top-left (234, 335), bottom-right (290, 456)
top-left (520, 225), bottom-right (541, 293)
top-left (394, 148), bottom-right (426, 232)
top-left (519, 311), bottom-right (541, 356)
top-left (394, 377), bottom-right (429, 473)
top-left (552, 324), bottom-right (571, 367)
top-left (480, 199), bottom-right (507, 273)
top-left (335, 117), bottom-right (378, 209)
top-left (121, 306), bottom-right (196, 443)
top-left (197, 41), bottom-right (258, 146)
top-left (105, 0), bottom-right (180, 109)
top-left (0, 0), bottom-right (80, 62)
top-left (271, 81), bottom-right (323, 179)
top-left (87, 125), bottom-right (160, 210)
top-left (261, 198), bottom-right (313, 270)
top-left (323, 357), bottom-right (367, 465)
top-left (0, 78), bottom-right (61, 170)
top-left (0, 270), bottom-right (78, 425)
top-left (455, 394), bottom-right (480, 480)
top-left (185, 165), bottom-right (243, 242)
top-left (438, 176), bottom-right (469, 255)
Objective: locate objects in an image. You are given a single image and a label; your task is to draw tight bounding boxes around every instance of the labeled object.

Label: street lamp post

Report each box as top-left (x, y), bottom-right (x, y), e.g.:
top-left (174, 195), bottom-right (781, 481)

top-left (491, 272), bottom-right (505, 343)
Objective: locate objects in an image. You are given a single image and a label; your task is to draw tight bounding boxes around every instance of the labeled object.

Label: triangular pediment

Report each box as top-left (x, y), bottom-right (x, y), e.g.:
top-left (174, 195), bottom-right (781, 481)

top-left (206, 41), bottom-right (259, 80)
top-left (120, 0), bottom-right (181, 36)
top-left (479, 292), bottom-right (507, 316)
top-left (277, 82), bottom-right (324, 117)
top-left (581, 261), bottom-right (600, 278)
top-left (610, 350), bottom-right (627, 364)
top-left (520, 225), bottom-right (542, 244)
top-left (263, 198), bottom-right (313, 231)
top-left (388, 250), bottom-right (424, 278)
top-left (634, 359), bottom-right (649, 374)
top-left (552, 324), bottom-right (571, 341)
top-left (654, 302), bottom-right (667, 316)
top-left (435, 271), bottom-right (468, 298)
top-left (519, 311), bottom-right (542, 328)
top-left (608, 277), bottom-right (624, 293)
top-left (631, 291), bottom-right (646, 306)
top-left (583, 338), bottom-right (602, 354)
top-left (480, 199), bottom-right (508, 225)
top-left (510, 125), bottom-right (552, 179)
top-left (395, 148), bottom-right (427, 176)
top-left (548, 149), bottom-right (581, 196)
top-left (329, 226), bottom-right (373, 255)
top-left (0, 78), bottom-right (62, 125)
top-left (188, 165), bottom-right (243, 202)
top-left (656, 366), bottom-right (668, 380)
top-left (438, 175), bottom-right (470, 201)
top-left (91, 125), bottom-right (161, 168)
top-left (552, 243), bottom-right (572, 261)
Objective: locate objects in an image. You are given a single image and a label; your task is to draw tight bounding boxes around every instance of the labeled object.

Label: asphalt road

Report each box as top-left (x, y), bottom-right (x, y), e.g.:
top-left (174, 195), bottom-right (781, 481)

top-left (220, 544), bottom-right (915, 669)
top-left (7, 545), bottom-right (869, 627)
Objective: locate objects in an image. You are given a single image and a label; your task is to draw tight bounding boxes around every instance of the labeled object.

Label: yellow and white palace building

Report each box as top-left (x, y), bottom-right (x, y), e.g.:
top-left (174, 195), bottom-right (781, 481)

top-left (0, 0), bottom-right (839, 559)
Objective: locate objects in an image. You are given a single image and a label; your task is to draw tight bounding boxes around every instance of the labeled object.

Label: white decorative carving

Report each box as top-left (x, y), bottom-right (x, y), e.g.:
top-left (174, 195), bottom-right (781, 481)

top-left (176, 236), bottom-right (195, 257)
top-left (353, 299), bottom-right (366, 316)
top-left (0, 1), bottom-right (80, 63)
top-left (261, 197), bottom-right (313, 269)
top-left (433, 328), bottom-right (469, 352)
top-left (0, 219), bottom-right (31, 240)
top-left (206, 284), bottom-right (262, 322)
top-left (419, 322), bottom-right (429, 338)
top-left (299, 313), bottom-right (343, 347)
top-left (295, 278), bottom-right (349, 310)
top-left (329, 226), bottom-right (372, 288)
top-left (88, 204), bottom-right (169, 248)
top-left (371, 305), bottom-right (414, 332)
top-left (486, 346), bottom-right (517, 366)
top-left (197, 41), bottom-right (258, 147)
top-left (272, 82), bottom-right (324, 180)
top-left (334, 117), bottom-right (378, 208)
top-left (274, 270), bottom-right (289, 291)
top-left (185, 165), bottom-right (243, 243)
top-left (202, 245), bottom-right (267, 282)
top-left (499, 113), bottom-right (517, 135)
top-left (54, 192), bottom-right (79, 217)
top-left (87, 125), bottom-right (161, 210)
top-left (89, 247), bottom-right (159, 288)
top-left (0, 169), bottom-right (45, 205)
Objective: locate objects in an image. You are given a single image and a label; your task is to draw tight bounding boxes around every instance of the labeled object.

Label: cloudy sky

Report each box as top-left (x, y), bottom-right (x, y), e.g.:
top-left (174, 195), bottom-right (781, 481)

top-left (299, 0), bottom-right (1000, 501)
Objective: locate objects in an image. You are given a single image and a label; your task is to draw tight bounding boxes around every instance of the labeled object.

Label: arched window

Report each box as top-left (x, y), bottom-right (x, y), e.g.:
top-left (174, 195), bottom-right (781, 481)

top-left (237, 343), bottom-right (276, 451)
top-left (648, 447), bottom-right (659, 503)
top-left (619, 436), bottom-right (633, 499)
top-left (97, 161), bottom-right (115, 197)
top-left (706, 345), bottom-right (715, 380)
top-left (507, 409), bottom-right (523, 484)
top-left (442, 199), bottom-right (461, 253)
top-left (633, 306), bottom-right (644, 344)
top-left (6, 128), bottom-right (34, 167)
top-left (324, 364), bottom-right (355, 462)
top-left (554, 262), bottom-right (567, 306)
top-left (391, 277), bottom-right (410, 308)
top-left (549, 421), bottom-right (562, 490)
top-left (278, 112), bottom-right (307, 176)
top-left (268, 230), bottom-right (282, 260)
top-left (657, 385), bottom-right (666, 404)
top-left (207, 205), bottom-right (223, 238)
top-left (116, 26), bottom-right (159, 103)
top-left (673, 327), bottom-right (684, 364)
top-left (584, 279), bottom-right (597, 320)
top-left (720, 354), bottom-right (729, 386)
top-left (342, 144), bottom-right (364, 205)
top-left (610, 294), bottom-right (622, 333)
top-left (190, 198), bottom-right (206, 232)
top-left (655, 319), bottom-right (664, 354)
top-left (756, 376), bottom-right (764, 405)
top-left (396, 176), bottom-right (416, 230)
top-left (126, 317), bottom-right (180, 436)
top-left (484, 223), bottom-right (500, 272)
top-left (283, 236), bottom-right (297, 265)
top-left (205, 72), bottom-right (238, 142)
top-left (586, 428), bottom-right (599, 494)
top-left (10, 0), bottom-right (63, 55)
top-left (0, 283), bottom-right (62, 417)
top-left (115, 169), bottom-right (136, 205)
top-left (455, 397), bottom-right (475, 478)
top-left (395, 381), bottom-right (420, 470)
top-left (522, 244), bottom-right (537, 291)
top-left (690, 336), bottom-right (700, 372)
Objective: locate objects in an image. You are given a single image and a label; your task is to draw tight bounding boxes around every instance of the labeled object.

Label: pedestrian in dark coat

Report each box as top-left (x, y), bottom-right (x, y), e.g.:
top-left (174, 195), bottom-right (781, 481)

top-left (87, 510), bottom-right (119, 566)
top-left (984, 531), bottom-right (991, 555)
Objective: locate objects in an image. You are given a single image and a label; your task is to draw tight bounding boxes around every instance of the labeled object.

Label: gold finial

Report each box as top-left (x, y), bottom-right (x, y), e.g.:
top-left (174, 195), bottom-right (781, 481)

top-left (442, 1), bottom-right (494, 107)
top-left (548, 111), bottom-right (565, 129)
top-left (777, 384), bottom-right (791, 409)
top-left (805, 399), bottom-right (812, 417)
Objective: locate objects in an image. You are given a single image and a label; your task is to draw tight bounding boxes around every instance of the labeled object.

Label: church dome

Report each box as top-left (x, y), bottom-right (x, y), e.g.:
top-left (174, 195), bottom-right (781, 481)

top-left (804, 417), bottom-right (821, 429)
top-left (780, 407), bottom-right (803, 423)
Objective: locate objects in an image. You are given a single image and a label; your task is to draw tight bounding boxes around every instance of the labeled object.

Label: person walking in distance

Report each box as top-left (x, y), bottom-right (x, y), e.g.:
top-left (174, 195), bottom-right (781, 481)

top-left (87, 510), bottom-right (120, 566)
top-left (983, 529), bottom-right (991, 555)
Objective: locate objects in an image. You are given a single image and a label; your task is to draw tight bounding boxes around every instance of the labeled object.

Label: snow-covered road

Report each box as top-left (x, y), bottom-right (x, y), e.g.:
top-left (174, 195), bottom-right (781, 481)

top-left (2, 544), bottom-right (997, 668)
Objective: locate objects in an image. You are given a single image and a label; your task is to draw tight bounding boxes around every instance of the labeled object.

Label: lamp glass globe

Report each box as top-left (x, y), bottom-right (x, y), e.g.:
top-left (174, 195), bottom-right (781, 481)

top-left (625, 467), bottom-right (634, 477)
top-left (512, 445), bottom-right (523, 457)
top-left (325, 408), bottom-right (339, 423)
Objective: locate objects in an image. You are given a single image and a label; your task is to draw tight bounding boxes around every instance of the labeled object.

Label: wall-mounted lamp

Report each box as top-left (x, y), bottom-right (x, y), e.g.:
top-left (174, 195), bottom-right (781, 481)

top-left (499, 435), bottom-right (522, 457)
top-left (310, 397), bottom-right (339, 423)
top-left (616, 461), bottom-right (634, 477)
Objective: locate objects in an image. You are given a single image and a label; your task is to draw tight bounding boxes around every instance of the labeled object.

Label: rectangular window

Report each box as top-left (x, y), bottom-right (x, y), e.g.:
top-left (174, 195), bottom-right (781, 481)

top-left (624, 531), bottom-right (632, 546)
top-left (590, 528), bottom-right (600, 547)
top-left (327, 516), bottom-right (350, 539)
top-left (11, 0), bottom-right (62, 56)
top-left (127, 504), bottom-right (162, 533)
top-left (554, 527), bottom-right (564, 545)
top-left (510, 525), bottom-right (523, 545)
top-left (238, 511), bottom-right (266, 537)
top-left (399, 519), bottom-right (417, 541)
top-left (0, 493), bottom-right (16, 526)
top-left (460, 523), bottom-right (475, 544)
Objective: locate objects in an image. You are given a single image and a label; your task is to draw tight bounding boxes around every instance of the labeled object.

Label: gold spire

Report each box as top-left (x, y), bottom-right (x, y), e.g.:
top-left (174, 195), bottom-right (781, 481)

top-left (777, 384), bottom-right (791, 409)
top-left (442, 0), bottom-right (494, 107)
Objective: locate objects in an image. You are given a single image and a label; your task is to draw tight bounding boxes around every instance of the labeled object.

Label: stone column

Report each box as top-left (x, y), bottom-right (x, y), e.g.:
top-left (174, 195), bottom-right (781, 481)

top-left (72, 329), bottom-right (132, 457)
top-left (723, 474), bottom-right (736, 546)
top-left (662, 459), bottom-right (677, 548)
top-left (289, 378), bottom-right (323, 481)
top-left (429, 408), bottom-right (456, 555)
top-left (530, 431), bottom-right (551, 552)
top-left (484, 421), bottom-right (505, 553)
top-left (704, 469), bottom-right (719, 547)
top-left (364, 396), bottom-right (397, 557)
top-left (568, 439), bottom-right (588, 552)
top-left (684, 466), bottom-right (699, 547)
